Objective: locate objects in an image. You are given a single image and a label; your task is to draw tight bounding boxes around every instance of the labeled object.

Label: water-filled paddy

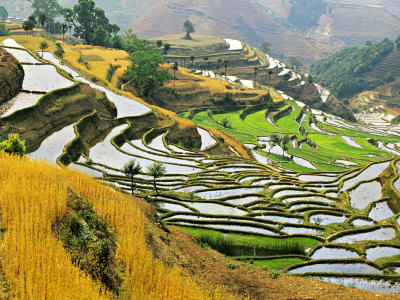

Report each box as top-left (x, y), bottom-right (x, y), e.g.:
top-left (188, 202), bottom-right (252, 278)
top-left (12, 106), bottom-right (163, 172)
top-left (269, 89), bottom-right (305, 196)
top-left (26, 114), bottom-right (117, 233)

top-left (289, 263), bottom-right (382, 274)
top-left (332, 227), bottom-right (396, 244)
top-left (311, 247), bottom-right (359, 259)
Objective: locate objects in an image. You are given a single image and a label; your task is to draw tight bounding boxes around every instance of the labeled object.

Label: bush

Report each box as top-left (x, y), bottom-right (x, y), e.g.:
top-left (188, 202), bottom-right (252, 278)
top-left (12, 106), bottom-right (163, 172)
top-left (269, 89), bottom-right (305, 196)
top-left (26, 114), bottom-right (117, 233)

top-left (0, 134), bottom-right (26, 156)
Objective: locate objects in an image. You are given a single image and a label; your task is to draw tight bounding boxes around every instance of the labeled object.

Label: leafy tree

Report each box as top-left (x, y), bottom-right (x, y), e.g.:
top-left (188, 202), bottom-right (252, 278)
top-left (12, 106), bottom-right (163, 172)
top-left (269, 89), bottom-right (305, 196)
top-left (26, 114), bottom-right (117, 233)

top-left (156, 40), bottom-right (163, 48)
top-left (61, 0), bottom-right (119, 46)
top-left (28, 0), bottom-right (61, 21)
top-left (122, 159), bottom-right (142, 195)
top-left (203, 57), bottom-right (208, 74)
top-left (190, 55), bottom-right (195, 68)
top-left (287, 57), bottom-right (303, 70)
top-left (268, 70), bottom-right (273, 85)
top-left (39, 40), bottom-right (49, 57)
top-left (0, 6), bottom-right (8, 21)
top-left (280, 135), bottom-right (291, 156)
top-left (163, 43), bottom-right (170, 61)
top-left (269, 134), bottom-right (280, 154)
top-left (120, 30), bottom-right (152, 53)
top-left (254, 67), bottom-right (259, 86)
top-left (93, 26), bottom-right (108, 46)
top-left (126, 50), bottom-right (172, 97)
top-left (223, 60), bottom-right (229, 80)
top-left (38, 13), bottom-right (47, 37)
top-left (0, 23), bottom-right (9, 37)
top-left (183, 20), bottom-right (195, 40)
top-left (147, 162), bottom-right (166, 194)
top-left (171, 62), bottom-right (178, 90)
top-left (61, 23), bottom-right (68, 43)
top-left (0, 134), bottom-right (26, 156)
top-left (260, 42), bottom-right (271, 54)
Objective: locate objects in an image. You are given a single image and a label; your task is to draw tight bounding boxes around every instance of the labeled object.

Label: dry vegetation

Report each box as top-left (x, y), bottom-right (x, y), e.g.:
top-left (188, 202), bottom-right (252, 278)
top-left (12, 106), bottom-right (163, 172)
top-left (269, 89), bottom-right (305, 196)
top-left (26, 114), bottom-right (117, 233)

top-left (0, 153), bottom-right (244, 299)
top-left (0, 35), bottom-right (57, 52)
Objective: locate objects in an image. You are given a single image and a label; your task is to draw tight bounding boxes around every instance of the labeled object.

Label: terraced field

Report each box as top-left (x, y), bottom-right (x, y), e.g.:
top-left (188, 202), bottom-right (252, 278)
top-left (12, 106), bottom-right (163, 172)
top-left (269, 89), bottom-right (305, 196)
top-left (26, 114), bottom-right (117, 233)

top-left (3, 39), bottom-right (400, 294)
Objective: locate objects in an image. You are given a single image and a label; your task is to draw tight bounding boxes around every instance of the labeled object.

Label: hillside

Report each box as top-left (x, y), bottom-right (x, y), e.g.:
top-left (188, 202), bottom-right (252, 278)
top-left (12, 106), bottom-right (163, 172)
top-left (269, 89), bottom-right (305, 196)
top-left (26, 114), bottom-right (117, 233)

top-left (0, 48), bottom-right (23, 103)
top-left (4, 30), bottom-right (400, 297)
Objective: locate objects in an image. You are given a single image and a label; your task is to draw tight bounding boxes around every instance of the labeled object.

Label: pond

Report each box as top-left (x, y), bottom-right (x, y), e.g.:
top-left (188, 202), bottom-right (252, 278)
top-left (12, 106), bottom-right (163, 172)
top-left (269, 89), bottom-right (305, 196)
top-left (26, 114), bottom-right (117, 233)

top-left (182, 202), bottom-right (248, 216)
top-left (195, 187), bottom-right (264, 200)
top-left (28, 124), bottom-right (76, 161)
top-left (368, 201), bottom-right (394, 221)
top-left (365, 246), bottom-right (400, 261)
top-left (0, 92), bottom-right (43, 117)
top-left (340, 162), bottom-right (390, 191)
top-left (289, 263), bottom-right (382, 274)
top-left (4, 47), bottom-right (41, 64)
top-left (316, 277), bottom-right (400, 293)
top-left (348, 180), bottom-right (382, 210)
top-left (309, 214), bottom-right (347, 225)
top-left (332, 227), bottom-right (396, 244)
top-left (310, 247), bottom-right (359, 260)
top-left (22, 64), bottom-right (74, 92)
top-left (197, 128), bottom-right (216, 150)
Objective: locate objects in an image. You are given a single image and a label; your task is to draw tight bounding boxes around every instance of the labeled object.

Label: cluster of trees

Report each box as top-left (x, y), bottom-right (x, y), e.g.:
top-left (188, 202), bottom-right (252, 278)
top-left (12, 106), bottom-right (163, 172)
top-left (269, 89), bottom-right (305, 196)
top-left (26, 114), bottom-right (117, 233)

top-left (123, 159), bottom-right (166, 194)
top-left (287, 0), bottom-right (327, 33)
top-left (23, 0), bottom-right (120, 47)
top-left (310, 38), bottom-right (394, 97)
top-left (0, 6), bottom-right (8, 21)
top-left (123, 31), bottom-right (172, 97)
top-left (268, 134), bottom-right (291, 156)
top-left (0, 23), bottom-right (9, 36)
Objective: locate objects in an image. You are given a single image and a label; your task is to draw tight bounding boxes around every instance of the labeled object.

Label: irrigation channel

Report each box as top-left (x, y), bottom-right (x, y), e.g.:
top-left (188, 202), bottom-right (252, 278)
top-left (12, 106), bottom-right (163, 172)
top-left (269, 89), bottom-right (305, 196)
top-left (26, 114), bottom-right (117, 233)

top-left (2, 39), bottom-right (400, 294)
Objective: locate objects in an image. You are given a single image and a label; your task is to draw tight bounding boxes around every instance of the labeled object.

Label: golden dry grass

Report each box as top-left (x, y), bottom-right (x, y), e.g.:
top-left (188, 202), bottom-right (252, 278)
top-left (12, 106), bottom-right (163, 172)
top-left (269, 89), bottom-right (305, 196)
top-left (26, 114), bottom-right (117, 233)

top-left (0, 153), bottom-right (244, 299)
top-left (0, 35), bottom-right (57, 52)
top-left (202, 126), bottom-right (251, 159)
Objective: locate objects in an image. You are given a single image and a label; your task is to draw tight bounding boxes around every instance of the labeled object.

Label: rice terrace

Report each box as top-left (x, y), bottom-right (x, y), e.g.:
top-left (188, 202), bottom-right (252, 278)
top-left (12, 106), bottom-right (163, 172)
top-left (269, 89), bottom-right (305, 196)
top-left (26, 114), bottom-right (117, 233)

top-left (2, 0), bottom-right (400, 298)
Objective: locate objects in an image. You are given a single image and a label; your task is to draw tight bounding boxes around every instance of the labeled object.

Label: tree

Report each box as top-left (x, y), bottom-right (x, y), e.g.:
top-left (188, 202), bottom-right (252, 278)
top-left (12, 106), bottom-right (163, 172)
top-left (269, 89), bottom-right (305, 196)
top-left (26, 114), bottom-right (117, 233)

top-left (120, 30), bottom-right (152, 53)
top-left (39, 40), bottom-right (48, 57)
top-left (61, 0), bottom-right (119, 45)
top-left (183, 20), bottom-right (195, 40)
top-left (93, 25), bottom-right (108, 46)
top-left (147, 162), bottom-right (166, 194)
top-left (28, 0), bottom-right (61, 21)
top-left (122, 159), bottom-right (142, 195)
top-left (61, 23), bottom-right (68, 44)
top-left (223, 60), bottom-right (229, 80)
top-left (0, 134), bottom-right (26, 156)
top-left (268, 70), bottom-right (273, 85)
top-left (163, 43), bottom-right (170, 61)
top-left (171, 62), bottom-right (178, 90)
top-left (287, 57), bottom-right (303, 71)
top-left (280, 135), bottom-right (291, 156)
top-left (260, 42), bottom-right (271, 54)
top-left (190, 55), bottom-right (195, 68)
top-left (253, 67), bottom-right (259, 87)
top-left (203, 57), bottom-right (208, 74)
top-left (126, 50), bottom-right (172, 97)
top-left (156, 40), bottom-right (163, 48)
top-left (38, 13), bottom-right (47, 37)
top-left (0, 6), bottom-right (8, 21)
top-left (0, 23), bottom-right (9, 37)
top-left (269, 134), bottom-right (280, 154)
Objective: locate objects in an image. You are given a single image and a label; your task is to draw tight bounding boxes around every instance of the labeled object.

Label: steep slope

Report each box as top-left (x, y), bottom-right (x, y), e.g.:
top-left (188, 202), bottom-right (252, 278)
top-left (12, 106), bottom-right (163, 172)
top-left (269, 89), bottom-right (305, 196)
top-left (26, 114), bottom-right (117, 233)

top-left (0, 48), bottom-right (24, 103)
top-left (133, 0), bottom-right (335, 62)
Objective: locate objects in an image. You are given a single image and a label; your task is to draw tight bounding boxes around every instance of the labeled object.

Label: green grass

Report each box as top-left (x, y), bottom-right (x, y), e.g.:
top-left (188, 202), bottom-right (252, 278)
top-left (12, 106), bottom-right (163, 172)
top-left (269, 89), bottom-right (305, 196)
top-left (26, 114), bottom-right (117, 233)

top-left (192, 111), bottom-right (256, 143)
top-left (308, 134), bottom-right (392, 157)
top-left (313, 162), bottom-right (348, 172)
top-left (212, 111), bottom-right (270, 136)
top-left (247, 258), bottom-right (306, 272)
top-left (280, 162), bottom-right (318, 173)
top-left (244, 109), bottom-right (283, 133)
top-left (275, 103), bottom-right (302, 133)
top-left (174, 226), bottom-right (320, 249)
top-left (319, 122), bottom-right (400, 143)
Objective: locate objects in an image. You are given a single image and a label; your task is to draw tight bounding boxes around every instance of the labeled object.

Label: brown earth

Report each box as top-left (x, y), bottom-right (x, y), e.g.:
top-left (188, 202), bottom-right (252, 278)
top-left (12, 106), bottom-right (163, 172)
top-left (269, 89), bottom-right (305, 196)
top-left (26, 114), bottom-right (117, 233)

top-left (0, 48), bottom-right (24, 104)
top-left (136, 198), bottom-right (400, 300)
top-left (0, 83), bottom-right (117, 152)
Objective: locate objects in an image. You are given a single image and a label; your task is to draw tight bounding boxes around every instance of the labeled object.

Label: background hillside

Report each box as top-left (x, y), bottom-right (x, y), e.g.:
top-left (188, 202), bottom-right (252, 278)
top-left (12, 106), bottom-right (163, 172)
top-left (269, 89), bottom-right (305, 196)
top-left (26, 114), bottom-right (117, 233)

top-left (3, 0), bottom-right (400, 63)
